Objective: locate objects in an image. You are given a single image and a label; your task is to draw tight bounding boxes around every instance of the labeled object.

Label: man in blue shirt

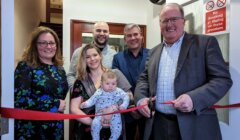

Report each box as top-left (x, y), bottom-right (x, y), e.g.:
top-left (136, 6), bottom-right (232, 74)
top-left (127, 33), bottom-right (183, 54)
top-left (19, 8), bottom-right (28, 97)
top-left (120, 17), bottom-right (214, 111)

top-left (112, 23), bottom-right (149, 140)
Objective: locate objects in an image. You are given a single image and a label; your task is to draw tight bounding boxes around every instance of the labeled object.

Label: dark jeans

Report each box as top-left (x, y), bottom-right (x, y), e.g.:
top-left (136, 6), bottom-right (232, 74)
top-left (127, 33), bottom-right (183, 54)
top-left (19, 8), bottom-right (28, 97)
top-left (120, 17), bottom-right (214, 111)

top-left (150, 111), bottom-right (182, 140)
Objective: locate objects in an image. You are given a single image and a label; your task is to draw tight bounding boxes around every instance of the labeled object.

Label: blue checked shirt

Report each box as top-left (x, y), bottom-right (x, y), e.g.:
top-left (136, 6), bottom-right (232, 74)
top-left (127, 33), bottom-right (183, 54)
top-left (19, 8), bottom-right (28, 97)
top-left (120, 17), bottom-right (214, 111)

top-left (155, 34), bottom-right (184, 114)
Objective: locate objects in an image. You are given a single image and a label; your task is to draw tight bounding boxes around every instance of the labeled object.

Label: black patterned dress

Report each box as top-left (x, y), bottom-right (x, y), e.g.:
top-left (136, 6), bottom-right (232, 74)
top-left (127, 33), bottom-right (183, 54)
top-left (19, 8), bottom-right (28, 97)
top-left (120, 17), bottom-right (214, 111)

top-left (14, 61), bottom-right (68, 140)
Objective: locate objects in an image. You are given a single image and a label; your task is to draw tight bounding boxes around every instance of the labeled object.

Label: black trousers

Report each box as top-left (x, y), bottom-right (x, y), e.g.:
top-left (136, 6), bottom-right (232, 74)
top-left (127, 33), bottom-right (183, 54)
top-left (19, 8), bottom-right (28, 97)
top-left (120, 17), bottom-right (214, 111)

top-left (150, 111), bottom-right (182, 140)
top-left (125, 117), bottom-right (145, 140)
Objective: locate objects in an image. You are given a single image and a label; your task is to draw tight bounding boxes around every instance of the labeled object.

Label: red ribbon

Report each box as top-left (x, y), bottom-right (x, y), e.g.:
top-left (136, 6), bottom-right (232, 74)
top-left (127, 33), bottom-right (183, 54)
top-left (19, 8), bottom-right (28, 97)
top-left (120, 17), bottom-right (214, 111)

top-left (211, 103), bottom-right (240, 108)
top-left (0, 104), bottom-right (146, 120)
top-left (1, 101), bottom-right (240, 121)
top-left (161, 101), bottom-right (240, 108)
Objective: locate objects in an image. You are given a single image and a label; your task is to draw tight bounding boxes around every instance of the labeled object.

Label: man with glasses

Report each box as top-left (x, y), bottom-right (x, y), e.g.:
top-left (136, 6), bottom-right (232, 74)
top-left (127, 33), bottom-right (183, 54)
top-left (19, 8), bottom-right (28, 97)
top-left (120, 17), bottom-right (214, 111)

top-left (67, 21), bottom-right (116, 90)
top-left (135, 3), bottom-right (232, 140)
top-left (112, 23), bottom-right (149, 140)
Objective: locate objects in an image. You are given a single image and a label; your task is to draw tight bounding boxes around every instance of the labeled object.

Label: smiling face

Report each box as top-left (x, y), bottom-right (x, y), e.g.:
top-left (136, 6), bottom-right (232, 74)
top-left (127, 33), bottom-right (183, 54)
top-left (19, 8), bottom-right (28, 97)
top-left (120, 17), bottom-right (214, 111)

top-left (160, 4), bottom-right (185, 44)
top-left (85, 48), bottom-right (102, 70)
top-left (93, 22), bottom-right (110, 47)
top-left (37, 32), bottom-right (57, 64)
top-left (124, 26), bottom-right (143, 51)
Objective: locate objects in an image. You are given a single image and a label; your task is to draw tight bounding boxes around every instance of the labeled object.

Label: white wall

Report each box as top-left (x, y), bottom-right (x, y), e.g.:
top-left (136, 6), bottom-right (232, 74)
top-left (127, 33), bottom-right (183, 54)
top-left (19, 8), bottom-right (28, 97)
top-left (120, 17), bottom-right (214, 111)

top-left (1, 0), bottom-right (14, 139)
top-left (146, 4), bottom-right (162, 49)
top-left (182, 1), bottom-right (203, 33)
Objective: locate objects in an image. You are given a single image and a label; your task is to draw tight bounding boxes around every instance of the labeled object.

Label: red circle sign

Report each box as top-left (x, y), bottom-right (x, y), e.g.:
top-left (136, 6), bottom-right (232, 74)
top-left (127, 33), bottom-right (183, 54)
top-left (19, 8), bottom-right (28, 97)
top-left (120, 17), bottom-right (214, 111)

top-left (217, 0), bottom-right (226, 7)
top-left (206, 1), bottom-right (215, 11)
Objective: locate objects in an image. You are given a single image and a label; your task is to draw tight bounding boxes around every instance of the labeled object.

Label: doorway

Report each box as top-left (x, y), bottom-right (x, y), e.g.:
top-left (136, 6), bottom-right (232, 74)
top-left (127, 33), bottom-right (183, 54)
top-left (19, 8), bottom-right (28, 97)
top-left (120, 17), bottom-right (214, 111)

top-left (70, 20), bottom-right (147, 58)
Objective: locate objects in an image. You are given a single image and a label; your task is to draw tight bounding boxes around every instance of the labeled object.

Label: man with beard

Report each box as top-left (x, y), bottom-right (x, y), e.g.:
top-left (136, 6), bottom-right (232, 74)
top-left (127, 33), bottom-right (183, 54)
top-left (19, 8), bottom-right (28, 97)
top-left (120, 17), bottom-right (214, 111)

top-left (67, 21), bottom-right (117, 90)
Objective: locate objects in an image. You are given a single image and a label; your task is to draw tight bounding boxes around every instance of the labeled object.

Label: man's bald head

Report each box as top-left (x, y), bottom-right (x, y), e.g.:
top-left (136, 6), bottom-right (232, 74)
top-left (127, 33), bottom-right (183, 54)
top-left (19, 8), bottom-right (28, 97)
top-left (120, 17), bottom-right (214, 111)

top-left (92, 21), bottom-right (110, 47)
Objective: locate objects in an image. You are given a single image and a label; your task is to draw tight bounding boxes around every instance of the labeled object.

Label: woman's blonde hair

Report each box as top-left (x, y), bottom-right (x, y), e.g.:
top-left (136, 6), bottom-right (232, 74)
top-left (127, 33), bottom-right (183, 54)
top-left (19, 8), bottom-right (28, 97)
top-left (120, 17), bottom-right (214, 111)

top-left (77, 43), bottom-right (105, 80)
top-left (21, 26), bottom-right (63, 67)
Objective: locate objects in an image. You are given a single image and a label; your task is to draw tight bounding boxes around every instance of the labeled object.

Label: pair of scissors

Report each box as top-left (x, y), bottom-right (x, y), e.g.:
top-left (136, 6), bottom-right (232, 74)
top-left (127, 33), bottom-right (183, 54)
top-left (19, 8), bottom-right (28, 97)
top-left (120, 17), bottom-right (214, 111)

top-left (148, 96), bottom-right (155, 118)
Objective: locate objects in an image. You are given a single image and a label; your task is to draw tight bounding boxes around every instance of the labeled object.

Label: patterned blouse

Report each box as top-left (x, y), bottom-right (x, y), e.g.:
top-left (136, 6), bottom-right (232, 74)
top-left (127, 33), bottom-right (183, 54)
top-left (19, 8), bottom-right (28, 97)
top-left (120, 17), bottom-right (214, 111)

top-left (14, 61), bottom-right (68, 140)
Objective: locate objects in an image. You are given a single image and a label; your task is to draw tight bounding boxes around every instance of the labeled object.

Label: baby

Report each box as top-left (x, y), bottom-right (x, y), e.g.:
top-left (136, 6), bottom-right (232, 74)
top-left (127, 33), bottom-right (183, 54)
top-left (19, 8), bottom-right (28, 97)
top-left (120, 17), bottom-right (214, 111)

top-left (80, 70), bottom-right (130, 140)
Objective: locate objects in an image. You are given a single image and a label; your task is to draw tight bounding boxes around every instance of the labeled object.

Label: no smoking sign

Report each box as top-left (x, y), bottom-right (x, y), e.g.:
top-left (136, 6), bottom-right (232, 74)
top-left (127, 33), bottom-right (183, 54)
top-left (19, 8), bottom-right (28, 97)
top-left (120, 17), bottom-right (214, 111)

top-left (217, 0), bottom-right (226, 7)
top-left (206, 1), bottom-right (214, 11)
top-left (206, 0), bottom-right (227, 11)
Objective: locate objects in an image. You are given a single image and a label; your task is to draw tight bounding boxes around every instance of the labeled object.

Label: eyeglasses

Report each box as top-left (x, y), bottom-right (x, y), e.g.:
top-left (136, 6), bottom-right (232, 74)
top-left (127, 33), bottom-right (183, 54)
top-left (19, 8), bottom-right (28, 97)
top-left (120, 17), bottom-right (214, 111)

top-left (37, 41), bottom-right (56, 47)
top-left (160, 17), bottom-right (184, 25)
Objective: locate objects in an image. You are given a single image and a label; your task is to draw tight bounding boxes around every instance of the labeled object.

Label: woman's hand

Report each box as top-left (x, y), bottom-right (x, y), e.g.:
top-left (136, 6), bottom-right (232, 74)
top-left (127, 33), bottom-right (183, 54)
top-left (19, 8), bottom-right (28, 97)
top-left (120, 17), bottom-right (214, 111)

top-left (58, 99), bottom-right (66, 112)
top-left (101, 105), bottom-right (118, 126)
top-left (70, 97), bottom-right (92, 125)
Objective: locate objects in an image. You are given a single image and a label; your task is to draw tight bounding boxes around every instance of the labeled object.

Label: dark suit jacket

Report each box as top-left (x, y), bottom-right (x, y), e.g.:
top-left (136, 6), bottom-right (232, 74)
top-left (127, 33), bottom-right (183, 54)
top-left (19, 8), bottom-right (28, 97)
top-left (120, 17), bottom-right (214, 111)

top-left (134, 33), bottom-right (232, 140)
top-left (112, 48), bottom-right (149, 93)
top-left (112, 48), bottom-right (149, 123)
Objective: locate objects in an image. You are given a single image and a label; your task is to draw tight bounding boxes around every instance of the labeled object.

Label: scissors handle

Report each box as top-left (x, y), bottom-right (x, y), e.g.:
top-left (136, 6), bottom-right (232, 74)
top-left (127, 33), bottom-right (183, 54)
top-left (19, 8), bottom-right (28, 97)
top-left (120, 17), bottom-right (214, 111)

top-left (148, 97), bottom-right (155, 118)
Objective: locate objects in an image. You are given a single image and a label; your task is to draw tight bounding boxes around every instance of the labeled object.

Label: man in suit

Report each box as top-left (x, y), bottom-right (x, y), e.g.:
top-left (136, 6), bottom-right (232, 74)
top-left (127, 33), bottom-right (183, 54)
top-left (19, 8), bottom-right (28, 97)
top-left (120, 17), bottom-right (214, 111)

top-left (134, 3), bottom-right (232, 140)
top-left (112, 23), bottom-right (149, 140)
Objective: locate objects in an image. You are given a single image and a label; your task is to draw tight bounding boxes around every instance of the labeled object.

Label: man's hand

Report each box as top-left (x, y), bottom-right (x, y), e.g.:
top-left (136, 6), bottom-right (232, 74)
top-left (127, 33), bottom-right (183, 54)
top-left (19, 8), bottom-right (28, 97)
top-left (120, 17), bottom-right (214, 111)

top-left (137, 97), bottom-right (156, 118)
top-left (173, 94), bottom-right (193, 112)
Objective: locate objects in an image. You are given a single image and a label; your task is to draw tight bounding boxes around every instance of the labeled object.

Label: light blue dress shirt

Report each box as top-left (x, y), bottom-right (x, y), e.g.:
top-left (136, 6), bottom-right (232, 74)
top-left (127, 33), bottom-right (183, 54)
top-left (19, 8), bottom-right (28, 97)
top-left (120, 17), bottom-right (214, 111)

top-left (155, 34), bottom-right (184, 114)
